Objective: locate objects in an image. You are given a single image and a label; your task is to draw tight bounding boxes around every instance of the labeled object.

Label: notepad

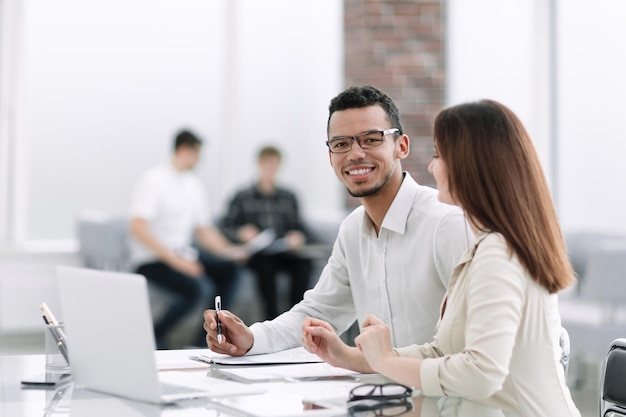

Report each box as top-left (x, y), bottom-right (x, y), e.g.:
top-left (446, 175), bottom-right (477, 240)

top-left (189, 347), bottom-right (323, 366)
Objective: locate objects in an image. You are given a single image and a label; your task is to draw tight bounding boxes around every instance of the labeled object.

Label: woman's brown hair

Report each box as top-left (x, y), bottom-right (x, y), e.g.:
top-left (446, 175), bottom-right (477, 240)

top-left (434, 99), bottom-right (574, 293)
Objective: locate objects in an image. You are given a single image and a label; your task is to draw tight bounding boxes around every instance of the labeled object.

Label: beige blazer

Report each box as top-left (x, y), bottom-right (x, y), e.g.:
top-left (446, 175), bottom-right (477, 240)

top-left (396, 232), bottom-right (580, 417)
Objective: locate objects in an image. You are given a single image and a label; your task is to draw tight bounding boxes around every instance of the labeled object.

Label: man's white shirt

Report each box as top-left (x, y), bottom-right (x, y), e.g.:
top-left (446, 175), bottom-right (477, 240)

top-left (249, 172), bottom-right (473, 353)
top-left (129, 164), bottom-right (210, 267)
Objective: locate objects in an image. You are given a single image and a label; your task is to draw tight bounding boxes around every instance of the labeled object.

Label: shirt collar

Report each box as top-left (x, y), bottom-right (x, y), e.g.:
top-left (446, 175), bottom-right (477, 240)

top-left (360, 172), bottom-right (418, 236)
top-left (383, 172), bottom-right (418, 234)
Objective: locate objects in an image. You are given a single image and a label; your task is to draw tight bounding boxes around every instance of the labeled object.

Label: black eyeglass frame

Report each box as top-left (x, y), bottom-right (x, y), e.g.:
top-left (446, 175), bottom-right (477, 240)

top-left (348, 382), bottom-right (412, 402)
top-left (326, 128), bottom-right (400, 154)
top-left (348, 398), bottom-right (413, 417)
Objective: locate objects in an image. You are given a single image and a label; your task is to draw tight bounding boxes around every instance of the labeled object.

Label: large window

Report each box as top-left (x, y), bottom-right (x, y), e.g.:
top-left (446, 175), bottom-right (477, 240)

top-left (0, 0), bottom-right (344, 252)
top-left (447, 0), bottom-right (626, 234)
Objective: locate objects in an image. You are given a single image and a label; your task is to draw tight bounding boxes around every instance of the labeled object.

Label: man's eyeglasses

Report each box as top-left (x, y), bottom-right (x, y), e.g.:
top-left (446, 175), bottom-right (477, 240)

top-left (347, 383), bottom-right (413, 417)
top-left (326, 128), bottom-right (400, 154)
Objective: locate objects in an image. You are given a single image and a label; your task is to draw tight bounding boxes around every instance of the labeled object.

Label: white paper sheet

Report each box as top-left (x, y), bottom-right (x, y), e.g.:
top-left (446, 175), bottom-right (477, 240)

top-left (189, 346), bottom-right (323, 367)
top-left (215, 362), bottom-right (361, 383)
top-left (208, 380), bottom-right (358, 417)
top-left (158, 370), bottom-right (267, 397)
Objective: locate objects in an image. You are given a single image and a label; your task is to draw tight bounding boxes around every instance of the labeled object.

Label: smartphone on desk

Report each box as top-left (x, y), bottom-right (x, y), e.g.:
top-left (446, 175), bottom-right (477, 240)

top-left (21, 373), bottom-right (71, 387)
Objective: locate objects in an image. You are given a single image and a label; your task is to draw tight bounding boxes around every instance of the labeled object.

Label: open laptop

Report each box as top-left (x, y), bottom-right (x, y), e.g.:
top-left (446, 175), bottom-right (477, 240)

top-left (56, 265), bottom-right (234, 404)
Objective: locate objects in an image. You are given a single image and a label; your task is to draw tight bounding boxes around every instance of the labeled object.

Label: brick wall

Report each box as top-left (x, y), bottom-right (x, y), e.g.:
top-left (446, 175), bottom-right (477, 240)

top-left (343, 0), bottom-right (445, 209)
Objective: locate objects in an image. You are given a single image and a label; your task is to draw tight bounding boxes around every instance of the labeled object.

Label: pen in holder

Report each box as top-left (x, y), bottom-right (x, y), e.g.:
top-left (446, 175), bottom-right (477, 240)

top-left (45, 322), bottom-right (70, 373)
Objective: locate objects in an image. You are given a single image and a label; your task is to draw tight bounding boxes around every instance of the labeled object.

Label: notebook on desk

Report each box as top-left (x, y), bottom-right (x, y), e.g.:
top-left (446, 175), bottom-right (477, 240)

top-left (56, 265), bottom-right (262, 404)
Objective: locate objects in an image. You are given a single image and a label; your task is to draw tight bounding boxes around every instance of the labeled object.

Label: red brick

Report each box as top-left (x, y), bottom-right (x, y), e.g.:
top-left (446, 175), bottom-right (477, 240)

top-left (342, 0), bottom-right (445, 207)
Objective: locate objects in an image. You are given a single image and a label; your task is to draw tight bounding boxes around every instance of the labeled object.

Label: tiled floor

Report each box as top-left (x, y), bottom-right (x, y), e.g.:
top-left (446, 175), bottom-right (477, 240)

top-left (0, 332), bottom-right (601, 416)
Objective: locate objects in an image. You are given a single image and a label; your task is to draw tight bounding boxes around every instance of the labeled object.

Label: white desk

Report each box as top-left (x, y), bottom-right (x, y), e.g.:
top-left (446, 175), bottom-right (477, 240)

top-left (0, 352), bottom-right (520, 417)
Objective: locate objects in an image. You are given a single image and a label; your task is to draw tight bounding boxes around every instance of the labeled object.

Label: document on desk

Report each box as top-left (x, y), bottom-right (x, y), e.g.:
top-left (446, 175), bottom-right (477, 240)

top-left (209, 380), bottom-right (358, 417)
top-left (158, 370), bottom-right (267, 397)
top-left (189, 346), bottom-right (323, 366)
top-left (158, 348), bottom-right (212, 370)
top-left (215, 362), bottom-right (362, 383)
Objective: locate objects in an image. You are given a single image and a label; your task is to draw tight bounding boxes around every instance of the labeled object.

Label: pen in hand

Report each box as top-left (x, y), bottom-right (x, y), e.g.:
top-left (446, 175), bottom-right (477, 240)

top-left (215, 295), bottom-right (223, 344)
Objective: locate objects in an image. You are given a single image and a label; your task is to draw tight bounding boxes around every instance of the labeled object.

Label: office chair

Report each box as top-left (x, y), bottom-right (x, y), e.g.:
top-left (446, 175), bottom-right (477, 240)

top-left (601, 338), bottom-right (626, 416)
top-left (76, 210), bottom-right (131, 272)
top-left (563, 232), bottom-right (626, 296)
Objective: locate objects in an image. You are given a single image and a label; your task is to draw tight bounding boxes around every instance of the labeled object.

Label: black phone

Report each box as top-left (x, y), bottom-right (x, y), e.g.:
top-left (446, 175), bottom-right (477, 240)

top-left (21, 373), bottom-right (70, 387)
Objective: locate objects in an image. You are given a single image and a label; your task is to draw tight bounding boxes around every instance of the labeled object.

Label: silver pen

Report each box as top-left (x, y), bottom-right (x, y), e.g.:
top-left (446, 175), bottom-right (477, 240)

top-left (40, 302), bottom-right (70, 364)
top-left (215, 295), bottom-right (223, 344)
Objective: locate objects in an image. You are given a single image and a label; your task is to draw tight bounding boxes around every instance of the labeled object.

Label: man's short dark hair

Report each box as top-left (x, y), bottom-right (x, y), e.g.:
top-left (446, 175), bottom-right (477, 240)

top-left (174, 130), bottom-right (202, 151)
top-left (327, 85), bottom-right (403, 134)
top-left (258, 145), bottom-right (282, 161)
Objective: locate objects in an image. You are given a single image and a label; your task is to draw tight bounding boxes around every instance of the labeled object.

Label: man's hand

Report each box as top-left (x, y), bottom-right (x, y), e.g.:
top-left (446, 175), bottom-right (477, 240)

top-left (285, 230), bottom-right (306, 249)
top-left (237, 224), bottom-right (260, 243)
top-left (167, 256), bottom-right (203, 278)
top-left (130, 217), bottom-right (204, 277)
top-left (203, 309), bottom-right (254, 356)
top-left (220, 245), bottom-right (249, 263)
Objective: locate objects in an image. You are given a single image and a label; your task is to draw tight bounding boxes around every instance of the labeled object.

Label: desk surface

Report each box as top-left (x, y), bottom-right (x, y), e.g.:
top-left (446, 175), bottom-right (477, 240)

top-left (0, 352), bottom-right (520, 417)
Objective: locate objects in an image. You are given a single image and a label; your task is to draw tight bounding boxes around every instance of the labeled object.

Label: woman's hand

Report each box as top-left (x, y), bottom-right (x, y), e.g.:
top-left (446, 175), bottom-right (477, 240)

top-left (354, 315), bottom-right (396, 372)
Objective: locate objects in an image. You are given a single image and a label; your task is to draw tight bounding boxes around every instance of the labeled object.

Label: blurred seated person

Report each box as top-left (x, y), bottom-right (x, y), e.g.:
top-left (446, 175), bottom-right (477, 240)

top-left (220, 145), bottom-right (312, 320)
top-left (129, 129), bottom-right (246, 349)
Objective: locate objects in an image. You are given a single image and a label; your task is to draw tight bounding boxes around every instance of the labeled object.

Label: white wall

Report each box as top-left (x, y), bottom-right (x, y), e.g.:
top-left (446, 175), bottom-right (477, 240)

top-left (447, 0), bottom-right (553, 185)
top-left (16, 0), bottom-right (224, 244)
top-left (447, 0), bottom-right (626, 234)
top-left (9, 0), bottom-right (344, 247)
top-left (0, 252), bottom-right (79, 332)
top-left (557, 0), bottom-right (626, 233)
top-left (204, 1), bottom-right (344, 223)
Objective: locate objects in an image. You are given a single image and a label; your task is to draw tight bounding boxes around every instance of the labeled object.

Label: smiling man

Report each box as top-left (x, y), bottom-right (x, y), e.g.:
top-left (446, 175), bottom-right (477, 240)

top-left (202, 85), bottom-right (473, 355)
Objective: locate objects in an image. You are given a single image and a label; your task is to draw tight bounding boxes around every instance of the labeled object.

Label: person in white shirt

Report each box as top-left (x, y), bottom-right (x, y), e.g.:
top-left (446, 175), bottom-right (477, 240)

top-left (202, 85), bottom-right (472, 355)
top-left (302, 100), bottom-right (581, 417)
top-left (130, 130), bottom-right (246, 349)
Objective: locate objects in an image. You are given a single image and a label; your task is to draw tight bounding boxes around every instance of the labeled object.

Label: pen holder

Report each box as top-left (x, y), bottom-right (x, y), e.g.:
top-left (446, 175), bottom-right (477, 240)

top-left (45, 322), bottom-right (70, 373)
